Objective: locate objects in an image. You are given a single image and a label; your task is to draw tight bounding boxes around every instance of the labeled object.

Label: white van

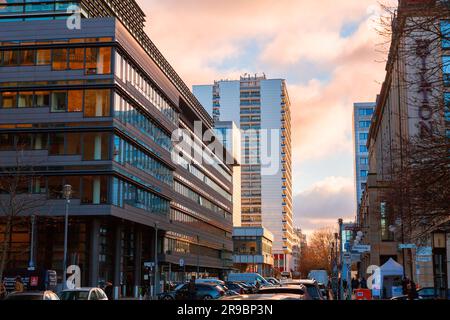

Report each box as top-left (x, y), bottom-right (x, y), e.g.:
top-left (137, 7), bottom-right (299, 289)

top-left (227, 273), bottom-right (272, 286)
top-left (308, 270), bottom-right (329, 287)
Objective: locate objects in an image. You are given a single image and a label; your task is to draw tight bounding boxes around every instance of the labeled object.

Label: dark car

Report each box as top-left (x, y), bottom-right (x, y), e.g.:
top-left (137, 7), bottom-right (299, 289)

top-left (225, 282), bottom-right (249, 295)
top-left (417, 287), bottom-right (450, 300)
top-left (256, 285), bottom-right (311, 300)
top-left (158, 283), bottom-right (225, 300)
top-left (5, 291), bottom-right (59, 301)
top-left (282, 279), bottom-right (324, 300)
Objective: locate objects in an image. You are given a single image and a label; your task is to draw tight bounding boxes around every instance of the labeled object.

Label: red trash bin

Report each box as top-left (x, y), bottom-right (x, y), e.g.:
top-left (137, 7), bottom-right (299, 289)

top-left (354, 289), bottom-right (372, 300)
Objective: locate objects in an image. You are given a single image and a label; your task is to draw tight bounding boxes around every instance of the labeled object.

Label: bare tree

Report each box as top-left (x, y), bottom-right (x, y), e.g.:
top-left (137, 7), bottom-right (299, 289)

top-left (0, 148), bottom-right (47, 280)
top-left (299, 228), bottom-right (334, 276)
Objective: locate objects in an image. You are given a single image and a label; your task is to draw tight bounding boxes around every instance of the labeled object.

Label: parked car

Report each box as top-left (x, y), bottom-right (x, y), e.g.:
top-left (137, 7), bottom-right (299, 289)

top-left (237, 282), bottom-right (256, 294)
top-left (5, 291), bottom-right (59, 301)
top-left (59, 288), bottom-right (108, 300)
top-left (158, 283), bottom-right (225, 300)
top-left (318, 283), bottom-right (329, 300)
top-left (416, 287), bottom-right (450, 300)
top-left (227, 273), bottom-right (272, 287)
top-left (221, 293), bottom-right (305, 301)
top-left (225, 282), bottom-right (250, 294)
top-left (256, 285), bottom-right (311, 300)
top-left (266, 277), bottom-right (281, 286)
top-left (282, 279), bottom-right (324, 300)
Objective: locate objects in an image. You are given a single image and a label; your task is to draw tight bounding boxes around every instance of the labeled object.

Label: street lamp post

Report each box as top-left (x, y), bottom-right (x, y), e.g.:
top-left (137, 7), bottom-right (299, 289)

top-left (28, 215), bottom-right (36, 271)
top-left (62, 184), bottom-right (72, 290)
top-left (338, 219), bottom-right (343, 300)
top-left (154, 222), bottom-right (159, 297)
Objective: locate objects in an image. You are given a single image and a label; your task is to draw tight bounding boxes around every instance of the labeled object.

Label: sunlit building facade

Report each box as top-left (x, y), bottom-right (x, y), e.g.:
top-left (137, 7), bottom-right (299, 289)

top-left (352, 102), bottom-right (375, 219)
top-left (0, 0), bottom-right (235, 297)
top-left (193, 75), bottom-right (293, 274)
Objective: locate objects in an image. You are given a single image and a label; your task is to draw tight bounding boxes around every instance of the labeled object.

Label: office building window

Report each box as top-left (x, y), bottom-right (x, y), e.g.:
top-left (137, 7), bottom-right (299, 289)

top-left (19, 49), bottom-right (35, 66)
top-left (48, 176), bottom-right (64, 199)
top-left (359, 121), bottom-right (371, 128)
top-left (35, 91), bottom-right (50, 107)
top-left (359, 133), bottom-right (369, 140)
top-left (360, 170), bottom-right (368, 177)
top-left (83, 132), bottom-right (110, 161)
top-left (442, 20), bottom-right (450, 49)
top-left (85, 47), bottom-right (111, 75)
top-left (1, 92), bottom-right (17, 108)
top-left (68, 47), bottom-right (84, 70)
top-left (359, 145), bottom-right (368, 153)
top-left (360, 157), bottom-right (369, 165)
top-left (18, 91), bottom-right (33, 108)
top-left (66, 133), bottom-right (81, 155)
top-left (48, 133), bottom-right (65, 155)
top-left (1, 50), bottom-right (19, 66)
top-left (68, 90), bottom-right (83, 112)
top-left (36, 49), bottom-right (51, 65)
top-left (52, 48), bottom-right (68, 70)
top-left (51, 91), bottom-right (67, 112)
top-left (380, 201), bottom-right (394, 241)
top-left (445, 93), bottom-right (450, 122)
top-left (82, 176), bottom-right (108, 205)
top-left (0, 134), bottom-right (15, 151)
top-left (84, 89), bottom-right (110, 117)
top-left (359, 108), bottom-right (374, 116)
top-left (444, 56), bottom-right (450, 86)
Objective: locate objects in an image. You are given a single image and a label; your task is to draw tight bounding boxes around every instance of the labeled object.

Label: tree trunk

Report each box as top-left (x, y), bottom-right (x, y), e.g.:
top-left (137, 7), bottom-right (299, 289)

top-left (0, 215), bottom-right (13, 281)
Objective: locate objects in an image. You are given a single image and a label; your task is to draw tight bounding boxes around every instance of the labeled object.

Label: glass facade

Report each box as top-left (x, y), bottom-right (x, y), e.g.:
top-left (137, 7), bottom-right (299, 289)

top-left (0, 4), bottom-right (233, 291)
top-left (111, 177), bottom-right (169, 215)
top-left (113, 135), bottom-right (173, 186)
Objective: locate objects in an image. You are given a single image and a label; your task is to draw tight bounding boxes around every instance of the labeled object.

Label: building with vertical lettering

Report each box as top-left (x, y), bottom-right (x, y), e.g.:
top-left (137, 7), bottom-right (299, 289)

top-left (358, 0), bottom-right (449, 299)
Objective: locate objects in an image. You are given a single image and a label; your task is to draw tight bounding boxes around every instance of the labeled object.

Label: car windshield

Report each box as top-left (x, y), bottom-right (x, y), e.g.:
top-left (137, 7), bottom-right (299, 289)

top-left (7, 294), bottom-right (43, 301)
top-left (60, 290), bottom-right (90, 300)
top-left (174, 284), bottom-right (186, 291)
top-left (305, 286), bottom-right (320, 299)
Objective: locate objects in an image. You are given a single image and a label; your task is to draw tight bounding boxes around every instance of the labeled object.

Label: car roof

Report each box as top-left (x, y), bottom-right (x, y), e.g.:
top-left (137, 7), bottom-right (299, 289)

top-left (61, 288), bottom-right (97, 292)
top-left (9, 291), bottom-right (46, 295)
top-left (222, 293), bottom-right (302, 301)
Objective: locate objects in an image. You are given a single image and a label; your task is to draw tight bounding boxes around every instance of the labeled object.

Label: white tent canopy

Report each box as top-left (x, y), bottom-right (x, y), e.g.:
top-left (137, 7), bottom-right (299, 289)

top-left (379, 258), bottom-right (404, 276)
top-left (372, 258), bottom-right (404, 298)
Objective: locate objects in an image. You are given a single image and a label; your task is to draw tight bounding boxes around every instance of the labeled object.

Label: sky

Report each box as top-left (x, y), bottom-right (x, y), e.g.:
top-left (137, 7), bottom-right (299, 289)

top-left (136, 0), bottom-right (391, 235)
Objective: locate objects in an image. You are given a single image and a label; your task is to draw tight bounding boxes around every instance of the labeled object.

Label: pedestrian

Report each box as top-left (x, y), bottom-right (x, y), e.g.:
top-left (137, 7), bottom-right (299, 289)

top-left (187, 276), bottom-right (196, 300)
top-left (360, 277), bottom-right (367, 289)
top-left (408, 281), bottom-right (418, 300)
top-left (104, 281), bottom-right (113, 300)
top-left (14, 276), bottom-right (24, 293)
top-left (351, 277), bottom-right (360, 291)
top-left (0, 280), bottom-right (6, 300)
top-left (402, 277), bottom-right (410, 295)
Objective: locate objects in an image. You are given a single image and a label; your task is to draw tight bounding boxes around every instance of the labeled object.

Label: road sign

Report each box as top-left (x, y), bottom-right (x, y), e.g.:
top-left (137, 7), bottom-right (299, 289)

top-left (416, 256), bottom-right (432, 263)
top-left (353, 245), bottom-right (371, 253)
top-left (179, 259), bottom-right (185, 267)
top-left (399, 244), bottom-right (416, 250)
top-left (343, 253), bottom-right (352, 265)
top-left (351, 253), bottom-right (361, 263)
top-left (416, 247), bottom-right (432, 256)
top-left (144, 262), bottom-right (155, 268)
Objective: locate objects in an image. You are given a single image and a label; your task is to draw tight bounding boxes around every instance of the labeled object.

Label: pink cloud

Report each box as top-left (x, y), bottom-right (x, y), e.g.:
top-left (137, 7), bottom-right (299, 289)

top-left (135, 0), bottom-right (391, 232)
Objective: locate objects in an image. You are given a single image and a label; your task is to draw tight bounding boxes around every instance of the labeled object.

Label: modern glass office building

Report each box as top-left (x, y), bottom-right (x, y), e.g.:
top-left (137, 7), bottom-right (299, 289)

top-left (0, 0), bottom-right (235, 297)
top-left (352, 102), bottom-right (375, 218)
top-left (193, 75), bottom-right (293, 274)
